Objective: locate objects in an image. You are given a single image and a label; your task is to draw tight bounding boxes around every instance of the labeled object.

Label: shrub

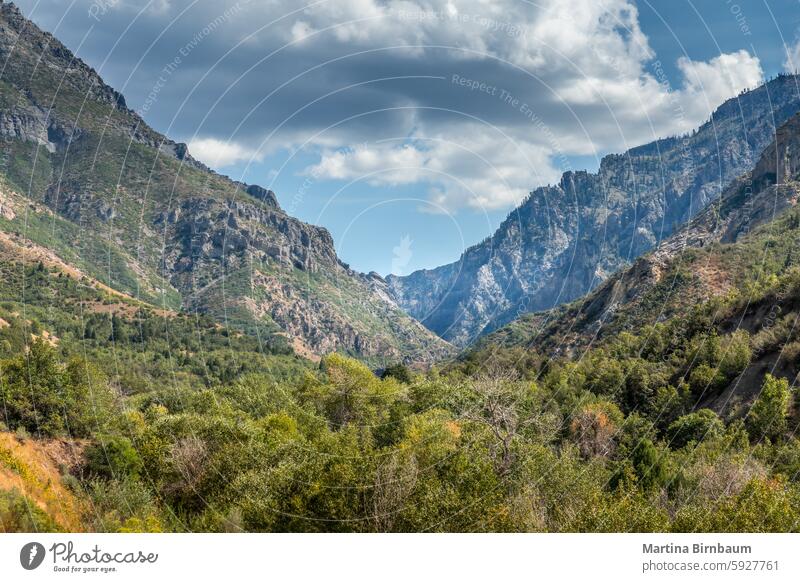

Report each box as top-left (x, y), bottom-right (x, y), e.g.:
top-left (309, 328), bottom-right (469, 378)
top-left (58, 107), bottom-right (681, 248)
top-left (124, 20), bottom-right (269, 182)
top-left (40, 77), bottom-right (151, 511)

top-left (748, 374), bottom-right (792, 443)
top-left (0, 340), bottom-right (115, 437)
top-left (631, 439), bottom-right (668, 492)
top-left (85, 436), bottom-right (143, 480)
top-left (570, 400), bottom-right (623, 459)
top-left (667, 409), bottom-right (724, 449)
top-left (381, 363), bottom-right (412, 384)
top-left (0, 489), bottom-right (62, 532)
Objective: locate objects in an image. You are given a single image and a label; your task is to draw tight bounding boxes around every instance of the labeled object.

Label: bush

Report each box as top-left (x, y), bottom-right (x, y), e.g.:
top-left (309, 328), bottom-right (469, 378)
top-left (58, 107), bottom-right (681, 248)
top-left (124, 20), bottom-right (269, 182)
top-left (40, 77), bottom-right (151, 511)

top-left (84, 479), bottom-right (165, 533)
top-left (85, 436), bottom-right (143, 480)
top-left (0, 340), bottom-right (115, 437)
top-left (0, 489), bottom-right (62, 532)
top-left (748, 374), bottom-right (792, 443)
top-left (381, 363), bottom-right (412, 384)
top-left (631, 439), bottom-right (669, 492)
top-left (667, 409), bottom-right (724, 449)
top-left (570, 400), bottom-right (623, 459)
top-left (312, 354), bottom-right (400, 429)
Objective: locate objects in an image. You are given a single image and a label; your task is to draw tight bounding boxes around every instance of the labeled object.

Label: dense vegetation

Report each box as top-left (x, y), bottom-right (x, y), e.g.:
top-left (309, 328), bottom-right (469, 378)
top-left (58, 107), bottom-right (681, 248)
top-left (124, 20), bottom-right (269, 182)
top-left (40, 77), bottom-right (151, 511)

top-left (1, 338), bottom-right (798, 532)
top-left (3, 184), bottom-right (800, 532)
top-left (1, 254), bottom-right (799, 531)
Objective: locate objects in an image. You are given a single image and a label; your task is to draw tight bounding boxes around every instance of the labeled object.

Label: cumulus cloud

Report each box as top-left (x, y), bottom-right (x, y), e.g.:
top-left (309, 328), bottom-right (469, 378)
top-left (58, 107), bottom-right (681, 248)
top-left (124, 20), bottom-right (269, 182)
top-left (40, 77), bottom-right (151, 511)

top-left (16, 0), bottom-right (766, 212)
top-left (187, 137), bottom-right (263, 168)
top-left (307, 143), bottom-right (427, 185)
top-left (678, 51), bottom-right (763, 113)
top-left (785, 38), bottom-right (800, 73)
top-left (306, 132), bottom-right (559, 212)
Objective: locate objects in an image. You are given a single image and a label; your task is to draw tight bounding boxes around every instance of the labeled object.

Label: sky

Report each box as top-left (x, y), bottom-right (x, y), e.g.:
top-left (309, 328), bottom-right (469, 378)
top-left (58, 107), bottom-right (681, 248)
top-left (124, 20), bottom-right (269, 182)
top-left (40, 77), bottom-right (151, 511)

top-left (13, 0), bottom-right (800, 276)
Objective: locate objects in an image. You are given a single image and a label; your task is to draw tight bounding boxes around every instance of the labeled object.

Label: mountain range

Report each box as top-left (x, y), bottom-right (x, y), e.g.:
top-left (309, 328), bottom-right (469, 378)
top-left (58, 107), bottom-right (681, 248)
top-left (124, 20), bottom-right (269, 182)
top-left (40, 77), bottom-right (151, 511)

top-left (470, 109), bottom-right (800, 413)
top-left (387, 74), bottom-right (800, 346)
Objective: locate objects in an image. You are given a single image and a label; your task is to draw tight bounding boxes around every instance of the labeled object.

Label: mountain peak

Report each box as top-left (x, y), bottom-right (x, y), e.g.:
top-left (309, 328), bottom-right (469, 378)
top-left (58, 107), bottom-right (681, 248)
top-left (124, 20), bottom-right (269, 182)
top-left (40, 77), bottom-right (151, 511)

top-left (0, 1), bottom-right (128, 112)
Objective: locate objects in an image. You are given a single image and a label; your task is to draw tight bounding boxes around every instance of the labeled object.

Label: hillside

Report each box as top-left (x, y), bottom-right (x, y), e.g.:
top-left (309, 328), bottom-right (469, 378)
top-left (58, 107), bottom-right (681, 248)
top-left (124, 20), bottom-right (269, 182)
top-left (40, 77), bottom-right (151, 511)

top-left (388, 74), bottom-right (800, 346)
top-left (0, 432), bottom-right (85, 532)
top-left (471, 112), bottom-right (800, 414)
top-left (0, 2), bottom-right (451, 365)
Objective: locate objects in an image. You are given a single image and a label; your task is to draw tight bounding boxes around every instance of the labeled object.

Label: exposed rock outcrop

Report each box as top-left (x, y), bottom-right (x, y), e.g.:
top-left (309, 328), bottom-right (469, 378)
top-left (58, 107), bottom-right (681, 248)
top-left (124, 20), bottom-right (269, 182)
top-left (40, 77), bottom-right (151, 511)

top-left (479, 112), bottom-right (800, 357)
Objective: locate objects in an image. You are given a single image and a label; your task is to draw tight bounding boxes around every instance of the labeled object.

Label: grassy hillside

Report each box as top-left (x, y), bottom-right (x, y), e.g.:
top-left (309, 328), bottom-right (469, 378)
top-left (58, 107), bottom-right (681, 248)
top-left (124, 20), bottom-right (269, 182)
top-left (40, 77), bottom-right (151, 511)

top-left (0, 432), bottom-right (85, 532)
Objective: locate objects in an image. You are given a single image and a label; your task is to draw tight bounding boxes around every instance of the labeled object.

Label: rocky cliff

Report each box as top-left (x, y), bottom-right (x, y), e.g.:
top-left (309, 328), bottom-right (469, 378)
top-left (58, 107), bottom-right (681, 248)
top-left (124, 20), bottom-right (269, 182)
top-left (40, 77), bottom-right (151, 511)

top-left (388, 74), bottom-right (800, 346)
top-left (479, 111), bottom-right (800, 358)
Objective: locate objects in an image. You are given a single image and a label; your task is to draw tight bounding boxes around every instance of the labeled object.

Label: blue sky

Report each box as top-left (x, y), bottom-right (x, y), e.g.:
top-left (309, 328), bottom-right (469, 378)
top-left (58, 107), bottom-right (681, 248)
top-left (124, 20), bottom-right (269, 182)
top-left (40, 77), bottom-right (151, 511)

top-left (15, 0), bottom-right (800, 276)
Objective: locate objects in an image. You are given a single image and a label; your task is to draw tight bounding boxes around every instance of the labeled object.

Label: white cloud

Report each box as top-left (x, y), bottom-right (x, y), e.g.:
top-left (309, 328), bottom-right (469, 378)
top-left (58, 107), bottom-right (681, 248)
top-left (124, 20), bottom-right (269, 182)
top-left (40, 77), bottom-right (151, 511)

top-left (146, 0), bottom-right (171, 15)
top-left (293, 0), bottom-right (762, 212)
top-left (301, 46), bottom-right (762, 213)
top-left (784, 38), bottom-right (800, 73)
top-left (307, 143), bottom-right (427, 185)
top-left (187, 137), bottom-right (263, 168)
top-left (678, 50), bottom-right (763, 111)
top-left (290, 20), bottom-right (316, 43)
top-left (306, 131), bottom-right (559, 212)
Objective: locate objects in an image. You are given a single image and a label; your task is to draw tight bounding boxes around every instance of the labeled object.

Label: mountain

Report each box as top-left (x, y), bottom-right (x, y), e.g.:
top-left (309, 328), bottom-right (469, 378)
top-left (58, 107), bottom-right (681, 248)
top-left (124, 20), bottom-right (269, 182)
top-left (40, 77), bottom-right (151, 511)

top-left (387, 74), bottom-right (800, 346)
top-left (471, 111), bottom-right (800, 411)
top-left (0, 2), bottom-right (451, 365)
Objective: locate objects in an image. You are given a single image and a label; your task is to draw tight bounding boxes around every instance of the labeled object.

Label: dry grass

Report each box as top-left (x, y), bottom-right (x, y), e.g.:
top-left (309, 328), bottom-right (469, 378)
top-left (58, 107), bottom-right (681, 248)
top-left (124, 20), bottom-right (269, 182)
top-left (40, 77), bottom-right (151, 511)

top-left (0, 432), bottom-right (86, 531)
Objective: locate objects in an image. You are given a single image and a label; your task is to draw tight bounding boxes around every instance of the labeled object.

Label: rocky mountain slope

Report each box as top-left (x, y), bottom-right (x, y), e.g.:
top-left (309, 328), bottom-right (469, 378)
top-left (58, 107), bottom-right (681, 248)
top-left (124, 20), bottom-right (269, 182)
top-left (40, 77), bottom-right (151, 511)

top-left (388, 74), bottom-right (800, 347)
top-left (474, 112), bottom-right (800, 407)
top-left (0, 2), bottom-right (451, 364)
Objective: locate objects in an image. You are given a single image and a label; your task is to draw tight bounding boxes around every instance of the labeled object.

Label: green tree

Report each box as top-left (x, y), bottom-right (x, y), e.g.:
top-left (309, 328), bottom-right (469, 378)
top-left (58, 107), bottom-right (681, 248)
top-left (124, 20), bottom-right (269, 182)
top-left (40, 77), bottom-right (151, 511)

top-left (381, 363), bottom-right (412, 384)
top-left (0, 340), bottom-right (114, 437)
top-left (748, 374), bottom-right (792, 443)
top-left (667, 409), bottom-right (724, 449)
top-left (631, 439), bottom-right (668, 492)
top-left (85, 436), bottom-right (143, 480)
top-left (309, 354), bottom-right (400, 431)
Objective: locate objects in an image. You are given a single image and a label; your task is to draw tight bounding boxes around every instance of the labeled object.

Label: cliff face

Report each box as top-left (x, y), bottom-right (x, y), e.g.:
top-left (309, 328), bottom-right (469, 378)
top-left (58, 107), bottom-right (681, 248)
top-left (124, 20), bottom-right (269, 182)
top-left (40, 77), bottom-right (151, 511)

top-left (0, 2), bottom-right (451, 364)
top-left (479, 112), bottom-right (800, 358)
top-left (387, 75), bottom-right (800, 346)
